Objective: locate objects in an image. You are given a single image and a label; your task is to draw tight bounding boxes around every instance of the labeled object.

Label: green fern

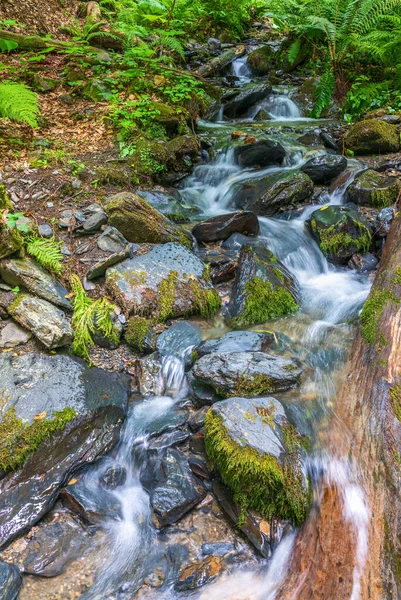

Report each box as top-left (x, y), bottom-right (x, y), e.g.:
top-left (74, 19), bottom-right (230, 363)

top-left (70, 274), bottom-right (119, 363)
top-left (0, 82), bottom-right (39, 128)
top-left (25, 235), bottom-right (63, 275)
top-left (288, 39), bottom-right (302, 64)
top-left (311, 69), bottom-right (336, 118)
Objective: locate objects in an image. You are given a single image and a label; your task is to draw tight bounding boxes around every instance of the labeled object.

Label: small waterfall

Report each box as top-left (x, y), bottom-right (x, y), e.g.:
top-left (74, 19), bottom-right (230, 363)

top-left (231, 55), bottom-right (252, 83)
top-left (249, 94), bottom-right (302, 121)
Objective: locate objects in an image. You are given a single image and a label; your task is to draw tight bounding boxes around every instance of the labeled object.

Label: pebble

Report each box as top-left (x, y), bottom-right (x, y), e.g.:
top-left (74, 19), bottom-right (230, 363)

top-left (83, 277), bottom-right (96, 291)
top-left (38, 224), bottom-right (53, 238)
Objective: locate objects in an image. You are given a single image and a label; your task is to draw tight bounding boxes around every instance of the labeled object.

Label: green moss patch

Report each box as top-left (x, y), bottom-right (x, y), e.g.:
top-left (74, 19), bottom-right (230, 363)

top-left (234, 373), bottom-right (274, 396)
top-left (360, 289), bottom-right (399, 345)
top-left (312, 219), bottom-right (371, 256)
top-left (390, 384), bottom-right (401, 422)
top-left (204, 411), bottom-right (308, 525)
top-left (125, 316), bottom-right (152, 352)
top-left (0, 407), bottom-right (77, 472)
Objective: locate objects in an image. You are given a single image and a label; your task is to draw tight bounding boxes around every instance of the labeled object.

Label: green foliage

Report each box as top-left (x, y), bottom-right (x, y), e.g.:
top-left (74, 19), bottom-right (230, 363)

top-left (0, 406), bottom-right (77, 473)
top-left (311, 69), bottom-right (335, 118)
top-left (4, 211), bottom-right (29, 233)
top-left (0, 81), bottom-right (39, 128)
top-left (360, 289), bottom-right (399, 345)
top-left (125, 316), bottom-right (152, 351)
top-left (25, 235), bottom-right (63, 275)
top-left (70, 274), bottom-right (119, 363)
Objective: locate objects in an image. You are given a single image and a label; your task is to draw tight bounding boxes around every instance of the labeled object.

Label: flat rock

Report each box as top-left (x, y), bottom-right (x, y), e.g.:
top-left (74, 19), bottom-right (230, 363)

top-left (174, 556), bottom-right (222, 591)
top-left (0, 561), bottom-right (22, 600)
top-left (0, 322), bottom-right (31, 348)
top-left (81, 210), bottom-right (108, 233)
top-left (9, 294), bottom-right (73, 349)
top-left (97, 226), bottom-right (128, 253)
top-left (198, 330), bottom-right (275, 357)
top-left (192, 212), bottom-right (259, 243)
top-left (86, 248), bottom-right (130, 280)
top-left (301, 154), bottom-right (347, 184)
top-left (156, 321), bottom-right (202, 360)
top-left (0, 257), bottom-right (71, 309)
top-left (233, 139), bottom-right (286, 169)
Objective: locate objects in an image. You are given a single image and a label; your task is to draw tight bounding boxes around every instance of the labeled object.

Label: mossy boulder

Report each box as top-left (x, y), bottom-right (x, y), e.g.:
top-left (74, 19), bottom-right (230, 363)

top-left (189, 351), bottom-right (302, 405)
top-left (82, 78), bottom-right (113, 102)
top-left (106, 242), bottom-right (221, 320)
top-left (233, 170), bottom-right (314, 216)
top-left (166, 135), bottom-right (200, 170)
top-left (125, 316), bottom-right (157, 353)
top-left (344, 119), bottom-right (400, 155)
top-left (307, 205), bottom-right (372, 264)
top-left (130, 138), bottom-right (172, 178)
top-left (31, 74), bottom-right (59, 93)
top-left (204, 396), bottom-right (308, 524)
top-left (147, 102), bottom-right (183, 135)
top-left (198, 48), bottom-right (237, 77)
top-left (226, 244), bottom-right (299, 328)
top-left (0, 184), bottom-right (13, 210)
top-left (345, 169), bottom-right (401, 208)
top-left (0, 220), bottom-right (24, 260)
top-left (246, 45), bottom-right (275, 76)
top-left (104, 192), bottom-right (192, 247)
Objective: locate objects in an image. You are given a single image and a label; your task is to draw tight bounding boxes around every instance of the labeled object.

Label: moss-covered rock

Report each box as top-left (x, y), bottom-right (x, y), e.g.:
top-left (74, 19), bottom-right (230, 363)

top-left (226, 244), bottom-right (299, 328)
top-left (166, 134), bottom-right (200, 170)
top-left (82, 78), bottom-right (113, 102)
top-left (246, 45), bottom-right (275, 75)
top-left (204, 396), bottom-right (309, 524)
top-left (0, 184), bottom-right (13, 210)
top-left (125, 316), bottom-right (156, 353)
top-left (104, 192), bottom-right (192, 247)
top-left (0, 220), bottom-right (24, 260)
top-left (147, 102), bottom-right (183, 135)
top-left (346, 169), bottom-right (401, 208)
top-left (31, 74), bottom-right (59, 93)
top-left (307, 205), bottom-right (372, 264)
top-left (130, 138), bottom-right (172, 178)
top-left (344, 119), bottom-right (400, 155)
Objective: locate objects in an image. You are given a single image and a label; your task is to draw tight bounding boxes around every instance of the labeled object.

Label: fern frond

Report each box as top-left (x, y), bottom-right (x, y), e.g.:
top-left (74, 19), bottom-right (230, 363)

top-left (25, 235), bottom-right (63, 275)
top-left (288, 39), bottom-right (302, 64)
top-left (0, 82), bottom-right (39, 128)
top-left (311, 69), bottom-right (335, 118)
top-left (156, 33), bottom-right (184, 59)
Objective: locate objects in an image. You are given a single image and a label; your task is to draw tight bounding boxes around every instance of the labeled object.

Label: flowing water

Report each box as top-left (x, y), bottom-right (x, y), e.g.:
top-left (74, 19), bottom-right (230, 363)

top-left (74, 54), bottom-right (372, 599)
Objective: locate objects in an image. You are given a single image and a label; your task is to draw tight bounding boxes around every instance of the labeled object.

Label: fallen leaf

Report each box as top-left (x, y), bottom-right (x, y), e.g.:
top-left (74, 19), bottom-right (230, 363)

top-left (34, 411), bottom-right (47, 420)
top-left (68, 478), bottom-right (78, 486)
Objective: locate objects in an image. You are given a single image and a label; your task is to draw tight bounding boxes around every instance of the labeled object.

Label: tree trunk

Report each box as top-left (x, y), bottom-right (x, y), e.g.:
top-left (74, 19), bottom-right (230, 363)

top-left (278, 206), bottom-right (401, 599)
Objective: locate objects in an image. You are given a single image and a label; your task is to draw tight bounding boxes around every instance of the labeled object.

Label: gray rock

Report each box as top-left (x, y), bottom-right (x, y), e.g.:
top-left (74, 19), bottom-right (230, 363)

top-left (223, 83), bottom-right (272, 118)
top-left (0, 322), bottom-right (31, 348)
top-left (192, 211), bottom-right (259, 243)
top-left (0, 257), bottom-right (71, 309)
top-left (190, 352), bottom-right (301, 403)
top-left (81, 210), bottom-right (108, 233)
top-left (188, 406), bottom-right (209, 432)
top-left (198, 330), bottom-right (274, 357)
top-left (156, 321), bottom-right (202, 361)
top-left (9, 294), bottom-right (73, 349)
top-left (0, 291), bottom-right (16, 319)
top-left (38, 224), bottom-right (53, 238)
top-left (86, 248), bottom-right (131, 280)
top-left (60, 480), bottom-right (122, 524)
top-left (201, 542), bottom-right (235, 556)
top-left (301, 154), bottom-right (347, 184)
top-left (208, 37), bottom-right (221, 52)
top-left (136, 189), bottom-right (200, 223)
top-left (106, 243), bottom-right (220, 320)
top-left (0, 561), bottom-right (21, 599)
top-left (348, 252), bottom-right (378, 272)
top-left (133, 352), bottom-right (163, 395)
top-left (97, 226), bottom-right (128, 253)
top-left (99, 464), bottom-right (127, 489)
top-left (150, 449), bottom-right (206, 528)
top-left (147, 430), bottom-right (190, 450)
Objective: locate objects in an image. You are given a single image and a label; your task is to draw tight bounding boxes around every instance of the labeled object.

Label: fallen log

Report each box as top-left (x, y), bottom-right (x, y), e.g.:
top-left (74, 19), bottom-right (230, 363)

top-left (278, 206), bottom-right (401, 599)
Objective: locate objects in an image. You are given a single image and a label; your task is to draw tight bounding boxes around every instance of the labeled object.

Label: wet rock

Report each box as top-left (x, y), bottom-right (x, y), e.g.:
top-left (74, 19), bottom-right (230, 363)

top-left (198, 330), bottom-right (275, 357)
top-left (0, 322), bottom-right (31, 348)
top-left (206, 397), bottom-right (308, 525)
top-left (208, 37), bottom-right (221, 52)
top-left (0, 561), bottom-right (21, 599)
top-left (174, 556), bottom-right (222, 591)
top-left (125, 316), bottom-right (157, 353)
top-left (97, 226), bottom-right (128, 253)
top-left (99, 464), bottom-right (127, 489)
top-left (221, 232), bottom-right (257, 254)
top-left (345, 169), bottom-right (401, 208)
top-left (297, 132), bottom-right (321, 146)
top-left (60, 479), bottom-right (122, 524)
top-left (132, 352), bottom-right (163, 396)
top-left (0, 257), bottom-right (71, 309)
top-left (38, 223), bottom-right (53, 238)
top-left (104, 192), bottom-right (192, 247)
top-left (136, 189), bottom-right (199, 223)
top-left (190, 431), bottom-right (205, 454)
top-left (247, 45), bottom-right (274, 75)
top-left (0, 222), bottom-right (24, 260)
top-left (225, 244), bottom-right (299, 328)
top-left (189, 406), bottom-right (209, 431)
top-left (320, 132), bottom-right (338, 151)
top-left (209, 256), bottom-right (237, 284)
top-left (344, 119), bottom-right (400, 155)
top-left (19, 520), bottom-right (86, 577)
top-left (86, 248), bottom-right (131, 280)
top-left (300, 154), bottom-right (347, 184)
top-left (192, 211), bottom-right (259, 243)
top-left (233, 139), bottom-right (286, 169)
top-left (0, 406), bottom-right (124, 548)
top-left (156, 321), bottom-right (202, 362)
top-left (198, 48), bottom-right (237, 77)
top-left (188, 456), bottom-right (210, 479)
top-left (150, 449), bottom-right (207, 528)
top-left (307, 205), bottom-right (372, 264)
top-left (9, 294), bottom-right (73, 349)
top-left (148, 430), bottom-right (190, 450)
top-left (348, 252), bottom-right (378, 272)
top-left (223, 83), bottom-right (272, 118)
top-left (106, 243), bottom-right (220, 320)
top-left (233, 170), bottom-right (313, 216)
top-left (190, 352), bottom-right (301, 403)
top-left (202, 542), bottom-right (235, 556)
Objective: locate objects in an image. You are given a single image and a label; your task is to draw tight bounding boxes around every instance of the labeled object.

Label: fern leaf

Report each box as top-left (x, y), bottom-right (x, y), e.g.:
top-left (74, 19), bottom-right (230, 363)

top-left (0, 82), bottom-right (39, 128)
top-left (25, 235), bottom-right (63, 275)
top-left (311, 69), bottom-right (335, 118)
top-left (288, 39), bottom-right (302, 64)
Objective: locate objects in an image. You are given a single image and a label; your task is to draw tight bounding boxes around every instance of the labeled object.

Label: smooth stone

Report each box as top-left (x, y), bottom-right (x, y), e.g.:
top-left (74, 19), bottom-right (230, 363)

top-left (233, 139), bottom-right (286, 169)
top-left (188, 456), bottom-right (210, 479)
top-left (0, 257), bottom-right (71, 309)
top-left (198, 330), bottom-right (275, 357)
top-left (38, 223), bottom-right (53, 238)
top-left (201, 542), bottom-right (235, 556)
top-left (81, 211), bottom-right (108, 233)
top-left (136, 189), bottom-right (199, 223)
top-left (9, 294), bottom-right (73, 349)
top-left (86, 248), bottom-right (130, 280)
top-left (174, 556), bottom-right (221, 591)
top-left (301, 154), bottom-right (347, 184)
top-left (348, 252), bottom-right (378, 272)
top-left (99, 464), bottom-right (127, 489)
top-left (0, 322), bottom-right (31, 348)
top-left (223, 83), bottom-right (272, 118)
top-left (320, 132), bottom-right (338, 151)
top-left (0, 561), bottom-right (22, 599)
top-left (192, 211), bottom-right (259, 243)
top-left (60, 480), bottom-right (122, 524)
top-left (150, 449), bottom-right (206, 528)
top-left (156, 321), bottom-right (201, 361)
top-left (97, 226), bottom-right (128, 253)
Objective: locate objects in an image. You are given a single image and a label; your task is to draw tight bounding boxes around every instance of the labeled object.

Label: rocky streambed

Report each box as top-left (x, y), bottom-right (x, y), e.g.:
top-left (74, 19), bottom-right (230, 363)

top-left (1, 35), bottom-right (401, 600)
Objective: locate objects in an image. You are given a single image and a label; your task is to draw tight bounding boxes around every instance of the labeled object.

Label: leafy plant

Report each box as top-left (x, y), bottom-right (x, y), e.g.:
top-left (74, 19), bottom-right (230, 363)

top-left (0, 81), bottom-right (39, 127)
top-left (4, 211), bottom-right (29, 232)
top-left (25, 235), bottom-right (63, 275)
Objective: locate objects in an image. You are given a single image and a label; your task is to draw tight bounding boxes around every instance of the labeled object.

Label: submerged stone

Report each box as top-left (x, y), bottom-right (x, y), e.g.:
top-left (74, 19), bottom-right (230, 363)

top-left (205, 396), bottom-right (308, 524)
top-left (345, 169), bottom-right (401, 208)
top-left (156, 321), bottom-right (202, 361)
top-left (0, 561), bottom-right (22, 599)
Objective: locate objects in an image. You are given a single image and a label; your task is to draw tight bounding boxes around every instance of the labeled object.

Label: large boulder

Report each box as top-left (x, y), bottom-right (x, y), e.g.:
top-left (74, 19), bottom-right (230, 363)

top-left (233, 139), bottom-right (286, 169)
top-left (223, 83), bottom-right (272, 118)
top-left (192, 211), bottom-right (259, 243)
top-left (0, 561), bottom-right (21, 599)
top-left (106, 242), bottom-right (221, 320)
top-left (0, 257), bottom-right (71, 309)
top-left (0, 221), bottom-right (24, 260)
top-left (307, 205), bottom-right (372, 264)
top-left (189, 351), bottom-right (302, 404)
top-left (300, 154), bottom-right (347, 184)
top-left (0, 353), bottom-right (130, 548)
top-left (225, 244), bottom-right (299, 328)
top-left (344, 119), bottom-right (400, 155)
top-left (246, 45), bottom-right (275, 75)
top-left (104, 192), bottom-right (192, 248)
top-left (9, 294), bottom-right (73, 349)
top-left (205, 396), bottom-right (308, 525)
top-left (233, 170), bottom-right (313, 216)
top-left (345, 169), bottom-right (401, 208)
